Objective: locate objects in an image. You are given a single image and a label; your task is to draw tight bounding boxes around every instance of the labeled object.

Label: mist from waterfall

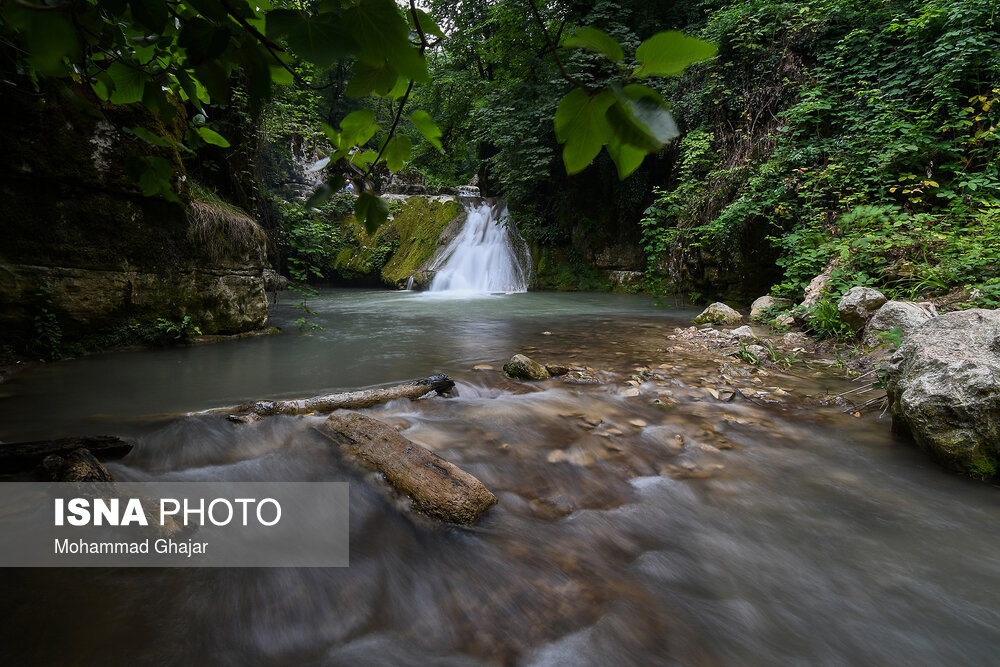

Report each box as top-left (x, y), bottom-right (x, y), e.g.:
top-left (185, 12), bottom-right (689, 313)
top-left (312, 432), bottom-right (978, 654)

top-left (427, 200), bottom-right (528, 294)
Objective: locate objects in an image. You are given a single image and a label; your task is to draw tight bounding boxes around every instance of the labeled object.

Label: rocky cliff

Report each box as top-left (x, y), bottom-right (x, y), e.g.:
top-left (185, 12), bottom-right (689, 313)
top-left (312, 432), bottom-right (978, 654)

top-left (0, 93), bottom-right (269, 350)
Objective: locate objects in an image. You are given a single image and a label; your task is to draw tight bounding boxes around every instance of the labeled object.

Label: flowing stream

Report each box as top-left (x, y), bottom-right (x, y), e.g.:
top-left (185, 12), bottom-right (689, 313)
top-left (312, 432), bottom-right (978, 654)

top-left (2, 289), bottom-right (1000, 665)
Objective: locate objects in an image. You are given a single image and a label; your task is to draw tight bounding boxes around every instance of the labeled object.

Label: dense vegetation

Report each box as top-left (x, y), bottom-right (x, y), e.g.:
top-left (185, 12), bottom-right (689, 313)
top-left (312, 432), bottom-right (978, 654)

top-left (642, 0), bottom-right (999, 314)
top-left (2, 0), bottom-right (998, 336)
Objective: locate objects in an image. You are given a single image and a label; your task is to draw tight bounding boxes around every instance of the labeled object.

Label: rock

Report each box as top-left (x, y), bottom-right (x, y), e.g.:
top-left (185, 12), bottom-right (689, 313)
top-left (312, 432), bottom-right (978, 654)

top-left (885, 309), bottom-right (1000, 477)
top-left (544, 363), bottom-right (569, 376)
top-left (563, 370), bottom-right (601, 384)
top-left (801, 262), bottom-right (839, 308)
top-left (837, 286), bottom-right (887, 331)
top-left (629, 419), bottom-right (647, 428)
top-left (503, 354), bottom-right (550, 380)
top-left (774, 314), bottom-right (796, 328)
top-left (42, 449), bottom-right (114, 482)
top-left (730, 325), bottom-right (757, 343)
top-left (472, 364), bottom-right (495, 372)
top-left (750, 296), bottom-right (792, 321)
top-left (546, 449), bottom-right (568, 464)
top-left (780, 332), bottom-right (810, 348)
top-left (693, 303), bottom-right (743, 325)
top-left (862, 301), bottom-right (933, 347)
top-left (263, 268), bottom-right (290, 292)
top-left (408, 269), bottom-right (437, 291)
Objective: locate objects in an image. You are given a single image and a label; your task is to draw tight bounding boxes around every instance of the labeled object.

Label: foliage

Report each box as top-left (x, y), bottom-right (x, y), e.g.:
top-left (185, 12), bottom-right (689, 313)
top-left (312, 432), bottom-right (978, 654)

top-left (639, 0), bottom-right (1000, 307)
top-left (801, 298), bottom-right (850, 339)
top-left (27, 288), bottom-right (62, 360)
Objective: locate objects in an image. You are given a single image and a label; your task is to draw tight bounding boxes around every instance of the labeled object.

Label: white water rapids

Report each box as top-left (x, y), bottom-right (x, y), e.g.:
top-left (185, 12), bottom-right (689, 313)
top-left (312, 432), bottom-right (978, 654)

top-left (427, 200), bottom-right (528, 294)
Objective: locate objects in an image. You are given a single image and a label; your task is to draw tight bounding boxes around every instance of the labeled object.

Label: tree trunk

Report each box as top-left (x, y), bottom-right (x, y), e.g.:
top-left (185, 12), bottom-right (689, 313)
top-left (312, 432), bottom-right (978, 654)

top-left (202, 374), bottom-right (456, 424)
top-left (315, 412), bottom-right (497, 525)
top-left (0, 436), bottom-right (132, 475)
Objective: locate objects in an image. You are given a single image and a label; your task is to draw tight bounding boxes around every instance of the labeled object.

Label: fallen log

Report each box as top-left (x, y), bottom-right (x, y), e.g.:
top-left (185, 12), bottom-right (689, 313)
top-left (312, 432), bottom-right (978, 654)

top-left (203, 374), bottom-right (456, 424)
top-left (0, 436), bottom-right (132, 475)
top-left (315, 412), bottom-right (497, 525)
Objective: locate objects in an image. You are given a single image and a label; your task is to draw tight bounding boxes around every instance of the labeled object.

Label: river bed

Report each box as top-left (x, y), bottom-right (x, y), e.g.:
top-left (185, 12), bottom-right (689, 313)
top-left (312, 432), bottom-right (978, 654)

top-left (2, 289), bottom-right (999, 665)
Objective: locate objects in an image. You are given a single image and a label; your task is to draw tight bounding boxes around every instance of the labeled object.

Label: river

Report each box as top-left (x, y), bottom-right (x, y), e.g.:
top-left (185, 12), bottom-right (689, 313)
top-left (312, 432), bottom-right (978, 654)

top-left (2, 289), bottom-right (999, 665)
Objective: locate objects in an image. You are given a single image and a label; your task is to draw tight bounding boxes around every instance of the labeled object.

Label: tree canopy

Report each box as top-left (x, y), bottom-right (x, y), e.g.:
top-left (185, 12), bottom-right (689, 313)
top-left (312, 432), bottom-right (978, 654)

top-left (0, 0), bottom-right (715, 230)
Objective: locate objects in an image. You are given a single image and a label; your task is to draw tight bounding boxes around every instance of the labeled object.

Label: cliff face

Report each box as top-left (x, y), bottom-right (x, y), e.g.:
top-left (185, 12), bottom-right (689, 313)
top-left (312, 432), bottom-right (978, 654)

top-left (0, 93), bottom-right (269, 347)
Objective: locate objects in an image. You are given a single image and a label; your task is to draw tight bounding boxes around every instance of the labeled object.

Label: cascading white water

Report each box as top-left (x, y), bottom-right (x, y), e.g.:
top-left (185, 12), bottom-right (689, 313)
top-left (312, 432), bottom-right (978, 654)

top-left (427, 201), bottom-right (528, 293)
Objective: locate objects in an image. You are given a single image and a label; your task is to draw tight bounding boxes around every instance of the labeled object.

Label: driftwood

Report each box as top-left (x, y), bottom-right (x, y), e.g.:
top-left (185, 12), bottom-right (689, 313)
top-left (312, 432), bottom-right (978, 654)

top-left (315, 412), bottom-right (497, 525)
top-left (0, 436), bottom-right (132, 475)
top-left (203, 374), bottom-right (456, 424)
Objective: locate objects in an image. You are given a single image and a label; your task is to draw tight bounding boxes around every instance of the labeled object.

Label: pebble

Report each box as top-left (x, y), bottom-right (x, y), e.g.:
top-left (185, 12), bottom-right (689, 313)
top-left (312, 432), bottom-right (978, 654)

top-left (472, 364), bottom-right (495, 371)
top-left (621, 387), bottom-right (640, 397)
top-left (629, 419), bottom-right (648, 428)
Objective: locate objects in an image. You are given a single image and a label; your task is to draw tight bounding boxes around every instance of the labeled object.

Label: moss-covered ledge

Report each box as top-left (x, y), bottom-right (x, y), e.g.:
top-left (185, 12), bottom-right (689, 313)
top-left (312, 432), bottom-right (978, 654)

top-left (328, 196), bottom-right (463, 288)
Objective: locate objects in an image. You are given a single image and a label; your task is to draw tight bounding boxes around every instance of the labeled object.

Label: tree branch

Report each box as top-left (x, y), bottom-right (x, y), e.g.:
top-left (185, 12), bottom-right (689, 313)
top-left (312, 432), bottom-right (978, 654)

top-left (524, 0), bottom-right (588, 91)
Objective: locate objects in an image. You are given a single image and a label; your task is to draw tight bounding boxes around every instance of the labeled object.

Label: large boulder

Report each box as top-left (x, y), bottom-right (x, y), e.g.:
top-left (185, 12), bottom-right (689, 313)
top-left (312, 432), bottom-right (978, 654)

top-left (503, 354), bottom-right (550, 380)
top-left (862, 301), bottom-right (933, 347)
top-left (885, 309), bottom-right (1000, 477)
top-left (750, 295), bottom-right (792, 321)
top-left (837, 286), bottom-right (887, 331)
top-left (693, 302), bottom-right (743, 326)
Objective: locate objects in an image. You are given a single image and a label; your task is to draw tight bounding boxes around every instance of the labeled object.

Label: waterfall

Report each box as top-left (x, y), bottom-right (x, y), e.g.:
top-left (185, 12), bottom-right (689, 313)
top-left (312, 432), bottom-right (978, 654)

top-left (427, 200), bottom-right (529, 294)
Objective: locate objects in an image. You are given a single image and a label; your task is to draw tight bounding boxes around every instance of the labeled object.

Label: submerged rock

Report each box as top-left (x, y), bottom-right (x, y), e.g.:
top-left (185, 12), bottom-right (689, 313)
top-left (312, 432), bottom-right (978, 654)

top-left (838, 286), bottom-right (887, 332)
top-left (503, 354), bottom-right (550, 380)
top-left (862, 301), bottom-right (933, 347)
top-left (885, 309), bottom-right (1000, 478)
top-left (563, 369), bottom-right (601, 384)
top-left (693, 302), bottom-right (743, 326)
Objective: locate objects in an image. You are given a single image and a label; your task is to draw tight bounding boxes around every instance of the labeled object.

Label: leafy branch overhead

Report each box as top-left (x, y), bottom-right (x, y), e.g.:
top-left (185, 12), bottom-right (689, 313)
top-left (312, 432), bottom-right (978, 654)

top-left (1, 0), bottom-right (712, 230)
top-left (554, 27), bottom-right (717, 178)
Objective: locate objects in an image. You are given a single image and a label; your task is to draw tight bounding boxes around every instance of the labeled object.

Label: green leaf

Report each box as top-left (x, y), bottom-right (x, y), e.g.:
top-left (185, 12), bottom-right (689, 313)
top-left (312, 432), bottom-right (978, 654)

top-left (194, 59), bottom-right (230, 101)
top-left (130, 126), bottom-right (171, 147)
top-left (197, 127), bottom-right (231, 147)
top-left (107, 62), bottom-right (146, 104)
top-left (345, 0), bottom-right (428, 82)
top-left (606, 137), bottom-right (647, 180)
top-left (21, 11), bottom-right (80, 76)
top-left (562, 27), bottom-right (624, 63)
top-left (173, 70), bottom-right (201, 112)
top-left (286, 13), bottom-right (357, 66)
top-left (408, 8), bottom-right (445, 39)
top-left (345, 60), bottom-right (400, 97)
top-left (609, 85), bottom-right (678, 146)
top-left (409, 110), bottom-right (443, 151)
top-left (634, 31), bottom-right (717, 78)
top-left (270, 65), bottom-right (294, 86)
top-left (384, 135), bottom-right (412, 171)
top-left (554, 88), bottom-right (615, 175)
top-left (340, 109), bottom-right (377, 147)
top-left (355, 191), bottom-right (389, 234)
top-left (305, 176), bottom-right (345, 209)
